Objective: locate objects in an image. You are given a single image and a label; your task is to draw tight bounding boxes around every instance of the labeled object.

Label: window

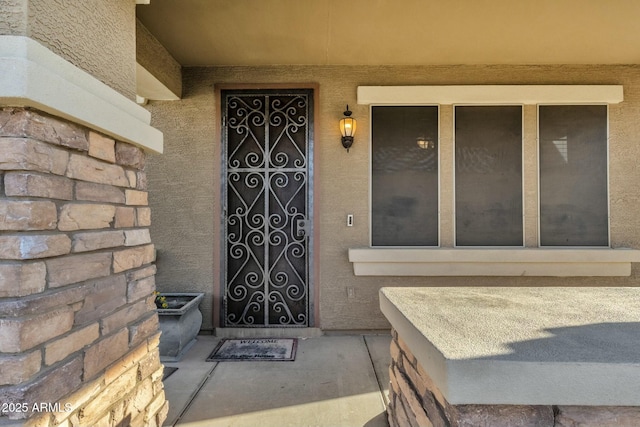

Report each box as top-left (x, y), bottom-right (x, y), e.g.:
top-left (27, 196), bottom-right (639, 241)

top-left (365, 87), bottom-right (616, 251)
top-left (371, 106), bottom-right (439, 246)
top-left (455, 106), bottom-right (523, 246)
top-left (356, 86), bottom-right (625, 276)
top-left (539, 105), bottom-right (608, 246)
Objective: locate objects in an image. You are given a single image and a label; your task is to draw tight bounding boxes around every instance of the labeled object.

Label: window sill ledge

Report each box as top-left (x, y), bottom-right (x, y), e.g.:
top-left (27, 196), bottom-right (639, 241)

top-left (348, 248), bottom-right (640, 277)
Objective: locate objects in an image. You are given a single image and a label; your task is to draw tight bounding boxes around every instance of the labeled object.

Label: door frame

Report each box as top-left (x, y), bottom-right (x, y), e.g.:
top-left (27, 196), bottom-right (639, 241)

top-left (213, 83), bottom-right (320, 329)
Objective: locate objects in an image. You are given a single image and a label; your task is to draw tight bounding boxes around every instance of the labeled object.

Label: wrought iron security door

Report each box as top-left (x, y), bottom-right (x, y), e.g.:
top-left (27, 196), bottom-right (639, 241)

top-left (221, 89), bottom-right (313, 327)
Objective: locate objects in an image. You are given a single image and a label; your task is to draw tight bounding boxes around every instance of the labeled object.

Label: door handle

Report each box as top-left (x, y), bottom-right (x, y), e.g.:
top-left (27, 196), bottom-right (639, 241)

top-left (296, 219), bottom-right (311, 237)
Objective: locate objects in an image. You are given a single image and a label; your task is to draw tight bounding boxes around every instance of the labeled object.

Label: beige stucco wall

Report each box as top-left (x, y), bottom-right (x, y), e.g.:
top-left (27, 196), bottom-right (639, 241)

top-left (0, 0), bottom-right (27, 34)
top-left (146, 65), bottom-right (640, 331)
top-left (0, 0), bottom-right (136, 99)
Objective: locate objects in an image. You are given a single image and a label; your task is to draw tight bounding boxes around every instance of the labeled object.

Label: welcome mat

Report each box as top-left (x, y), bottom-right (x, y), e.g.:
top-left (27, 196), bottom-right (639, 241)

top-left (207, 338), bottom-right (298, 362)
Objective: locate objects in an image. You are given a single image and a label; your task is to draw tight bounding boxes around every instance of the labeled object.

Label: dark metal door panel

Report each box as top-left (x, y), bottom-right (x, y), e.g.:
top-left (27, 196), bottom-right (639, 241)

top-left (222, 90), bottom-right (313, 327)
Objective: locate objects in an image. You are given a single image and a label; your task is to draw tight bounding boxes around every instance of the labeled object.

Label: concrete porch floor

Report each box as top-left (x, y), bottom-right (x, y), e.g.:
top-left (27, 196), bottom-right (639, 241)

top-left (161, 334), bottom-right (392, 427)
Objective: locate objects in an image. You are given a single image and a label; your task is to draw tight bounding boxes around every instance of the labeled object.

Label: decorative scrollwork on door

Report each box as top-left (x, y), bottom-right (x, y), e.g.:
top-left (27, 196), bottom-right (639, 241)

top-left (222, 90), bottom-right (313, 327)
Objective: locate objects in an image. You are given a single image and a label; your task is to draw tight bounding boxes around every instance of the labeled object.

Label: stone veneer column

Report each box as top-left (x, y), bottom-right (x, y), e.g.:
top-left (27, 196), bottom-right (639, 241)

top-left (0, 108), bottom-right (167, 426)
top-left (387, 328), bottom-right (640, 427)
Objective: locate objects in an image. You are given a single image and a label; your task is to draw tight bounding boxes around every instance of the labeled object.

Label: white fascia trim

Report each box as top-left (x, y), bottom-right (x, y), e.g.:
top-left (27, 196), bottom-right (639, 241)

top-left (0, 36), bottom-right (163, 153)
top-left (357, 85), bottom-right (624, 105)
top-left (349, 248), bottom-right (640, 276)
top-left (136, 63), bottom-right (180, 101)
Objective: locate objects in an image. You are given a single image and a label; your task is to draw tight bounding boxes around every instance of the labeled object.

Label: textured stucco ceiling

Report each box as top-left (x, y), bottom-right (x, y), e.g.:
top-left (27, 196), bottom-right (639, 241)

top-left (136, 0), bottom-right (640, 66)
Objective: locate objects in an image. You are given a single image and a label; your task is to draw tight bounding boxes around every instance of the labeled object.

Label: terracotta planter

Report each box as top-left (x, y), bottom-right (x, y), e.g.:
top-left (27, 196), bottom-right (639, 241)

top-left (157, 292), bottom-right (205, 362)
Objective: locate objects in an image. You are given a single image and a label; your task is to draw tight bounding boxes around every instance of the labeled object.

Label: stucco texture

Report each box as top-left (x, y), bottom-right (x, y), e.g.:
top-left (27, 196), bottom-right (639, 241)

top-left (24, 0), bottom-right (136, 99)
top-left (0, 0), bottom-right (27, 35)
top-left (146, 65), bottom-right (640, 331)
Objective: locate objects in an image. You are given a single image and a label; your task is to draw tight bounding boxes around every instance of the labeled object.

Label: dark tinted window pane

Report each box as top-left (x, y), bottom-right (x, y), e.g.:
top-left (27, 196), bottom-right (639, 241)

top-left (539, 105), bottom-right (608, 246)
top-left (455, 106), bottom-right (523, 246)
top-left (371, 106), bottom-right (438, 246)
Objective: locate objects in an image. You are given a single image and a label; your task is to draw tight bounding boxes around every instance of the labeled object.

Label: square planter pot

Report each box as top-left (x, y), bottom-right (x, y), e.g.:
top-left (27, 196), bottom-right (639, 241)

top-left (157, 292), bottom-right (205, 362)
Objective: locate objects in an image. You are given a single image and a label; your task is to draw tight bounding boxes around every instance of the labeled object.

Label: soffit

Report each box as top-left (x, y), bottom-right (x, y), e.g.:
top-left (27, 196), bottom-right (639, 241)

top-left (136, 0), bottom-right (640, 66)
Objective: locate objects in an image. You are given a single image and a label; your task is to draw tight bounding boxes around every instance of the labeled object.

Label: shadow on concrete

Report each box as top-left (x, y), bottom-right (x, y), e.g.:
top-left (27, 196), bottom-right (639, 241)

top-left (478, 322), bottom-right (640, 363)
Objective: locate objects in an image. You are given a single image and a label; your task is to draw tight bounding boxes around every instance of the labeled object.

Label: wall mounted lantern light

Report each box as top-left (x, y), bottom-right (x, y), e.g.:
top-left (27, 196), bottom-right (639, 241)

top-left (339, 105), bottom-right (357, 152)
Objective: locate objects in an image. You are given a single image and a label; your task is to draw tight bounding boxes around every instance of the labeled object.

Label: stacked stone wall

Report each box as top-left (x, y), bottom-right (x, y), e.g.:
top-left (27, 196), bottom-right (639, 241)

top-left (387, 328), bottom-right (640, 427)
top-left (0, 107), bottom-right (167, 426)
